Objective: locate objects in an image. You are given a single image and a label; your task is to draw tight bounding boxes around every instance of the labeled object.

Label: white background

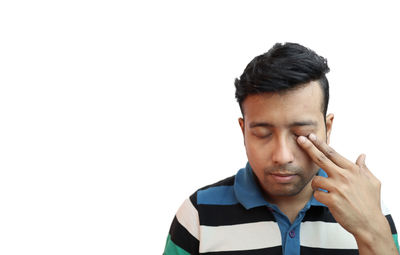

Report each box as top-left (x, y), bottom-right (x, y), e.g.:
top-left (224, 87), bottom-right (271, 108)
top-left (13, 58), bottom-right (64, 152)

top-left (1, 0), bottom-right (399, 254)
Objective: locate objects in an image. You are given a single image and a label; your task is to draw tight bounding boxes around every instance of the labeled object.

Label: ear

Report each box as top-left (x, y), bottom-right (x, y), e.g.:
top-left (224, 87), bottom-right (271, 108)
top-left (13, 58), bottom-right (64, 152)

top-left (325, 113), bottom-right (334, 144)
top-left (238, 117), bottom-right (245, 136)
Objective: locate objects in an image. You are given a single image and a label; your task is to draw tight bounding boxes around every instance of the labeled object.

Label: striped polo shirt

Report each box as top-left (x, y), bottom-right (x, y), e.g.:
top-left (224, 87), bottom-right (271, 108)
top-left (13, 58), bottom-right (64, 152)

top-left (164, 163), bottom-right (399, 254)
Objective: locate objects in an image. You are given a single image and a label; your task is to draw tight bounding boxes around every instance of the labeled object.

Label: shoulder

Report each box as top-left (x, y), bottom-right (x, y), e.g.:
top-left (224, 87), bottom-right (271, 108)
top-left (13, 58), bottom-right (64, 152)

top-left (189, 175), bottom-right (237, 208)
top-left (165, 175), bottom-right (237, 254)
top-left (177, 174), bottom-right (237, 222)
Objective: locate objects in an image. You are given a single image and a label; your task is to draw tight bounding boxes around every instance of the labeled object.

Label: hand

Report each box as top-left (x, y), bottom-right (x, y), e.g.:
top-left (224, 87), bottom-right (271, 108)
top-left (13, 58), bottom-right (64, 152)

top-left (297, 134), bottom-right (398, 254)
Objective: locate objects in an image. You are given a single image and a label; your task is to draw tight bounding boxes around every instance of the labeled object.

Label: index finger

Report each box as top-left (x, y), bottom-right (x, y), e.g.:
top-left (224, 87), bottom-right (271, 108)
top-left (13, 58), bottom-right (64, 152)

top-left (307, 133), bottom-right (355, 170)
top-left (297, 135), bottom-right (342, 177)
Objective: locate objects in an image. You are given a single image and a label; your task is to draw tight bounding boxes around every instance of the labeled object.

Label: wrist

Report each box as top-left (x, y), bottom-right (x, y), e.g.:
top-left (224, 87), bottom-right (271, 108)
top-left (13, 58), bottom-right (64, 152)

top-left (352, 212), bottom-right (386, 238)
top-left (353, 214), bottom-right (396, 254)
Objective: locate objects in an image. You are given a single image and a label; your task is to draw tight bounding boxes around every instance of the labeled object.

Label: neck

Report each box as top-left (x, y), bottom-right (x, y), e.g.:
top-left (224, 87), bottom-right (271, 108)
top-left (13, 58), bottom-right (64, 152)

top-left (265, 184), bottom-right (314, 223)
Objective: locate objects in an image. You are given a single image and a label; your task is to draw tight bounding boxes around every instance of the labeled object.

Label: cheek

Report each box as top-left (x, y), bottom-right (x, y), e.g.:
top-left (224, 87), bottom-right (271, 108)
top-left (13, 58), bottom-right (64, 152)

top-left (293, 144), bottom-right (319, 169)
top-left (244, 138), bottom-right (271, 163)
top-left (245, 142), bottom-right (267, 160)
top-left (297, 151), bottom-right (320, 174)
top-left (296, 145), bottom-right (310, 159)
top-left (296, 149), bottom-right (312, 165)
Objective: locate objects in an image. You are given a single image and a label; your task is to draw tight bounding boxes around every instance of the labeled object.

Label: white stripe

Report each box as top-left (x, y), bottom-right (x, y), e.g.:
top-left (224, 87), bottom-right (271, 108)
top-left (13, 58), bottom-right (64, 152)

top-left (300, 221), bottom-right (357, 249)
top-left (176, 198), bottom-right (200, 240)
top-left (381, 200), bottom-right (390, 216)
top-left (199, 221), bottom-right (281, 253)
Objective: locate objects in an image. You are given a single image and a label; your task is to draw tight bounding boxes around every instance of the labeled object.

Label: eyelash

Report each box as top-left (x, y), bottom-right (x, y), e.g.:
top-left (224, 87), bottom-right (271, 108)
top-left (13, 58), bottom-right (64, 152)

top-left (257, 134), bottom-right (272, 139)
top-left (256, 133), bottom-right (308, 139)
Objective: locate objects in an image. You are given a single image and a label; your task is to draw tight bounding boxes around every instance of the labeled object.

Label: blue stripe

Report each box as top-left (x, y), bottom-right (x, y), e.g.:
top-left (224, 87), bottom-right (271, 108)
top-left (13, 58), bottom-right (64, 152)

top-left (197, 185), bottom-right (238, 205)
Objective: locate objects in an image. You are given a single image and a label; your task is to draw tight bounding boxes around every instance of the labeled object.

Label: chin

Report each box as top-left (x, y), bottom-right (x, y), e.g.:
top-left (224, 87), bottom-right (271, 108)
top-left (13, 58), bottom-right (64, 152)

top-left (266, 183), bottom-right (306, 197)
top-left (270, 190), bottom-right (302, 197)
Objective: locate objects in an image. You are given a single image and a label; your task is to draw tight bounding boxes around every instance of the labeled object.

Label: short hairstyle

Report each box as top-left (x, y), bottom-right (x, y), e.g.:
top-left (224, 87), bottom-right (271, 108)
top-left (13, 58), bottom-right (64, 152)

top-left (234, 42), bottom-right (330, 117)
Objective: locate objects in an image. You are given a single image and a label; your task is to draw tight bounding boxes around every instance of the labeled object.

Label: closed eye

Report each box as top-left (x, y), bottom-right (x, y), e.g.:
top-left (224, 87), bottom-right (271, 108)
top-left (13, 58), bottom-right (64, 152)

top-left (256, 133), bottom-right (272, 139)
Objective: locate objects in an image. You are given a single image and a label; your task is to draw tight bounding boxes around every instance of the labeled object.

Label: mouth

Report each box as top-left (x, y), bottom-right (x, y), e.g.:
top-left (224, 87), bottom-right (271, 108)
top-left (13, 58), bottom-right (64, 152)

top-left (269, 173), bottom-right (297, 183)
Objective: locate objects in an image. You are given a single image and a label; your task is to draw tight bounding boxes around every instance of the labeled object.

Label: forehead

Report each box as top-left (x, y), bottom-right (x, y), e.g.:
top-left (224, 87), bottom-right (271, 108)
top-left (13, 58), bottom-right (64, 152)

top-left (242, 81), bottom-right (324, 125)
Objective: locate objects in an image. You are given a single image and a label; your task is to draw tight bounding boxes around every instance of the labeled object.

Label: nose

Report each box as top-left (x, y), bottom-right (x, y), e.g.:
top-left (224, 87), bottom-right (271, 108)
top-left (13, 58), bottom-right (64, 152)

top-left (271, 137), bottom-right (295, 165)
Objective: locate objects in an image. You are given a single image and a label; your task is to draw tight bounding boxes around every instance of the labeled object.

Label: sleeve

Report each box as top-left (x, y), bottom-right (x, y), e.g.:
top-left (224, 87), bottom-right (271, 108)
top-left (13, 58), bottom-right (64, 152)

top-left (382, 202), bottom-right (399, 252)
top-left (163, 194), bottom-right (200, 255)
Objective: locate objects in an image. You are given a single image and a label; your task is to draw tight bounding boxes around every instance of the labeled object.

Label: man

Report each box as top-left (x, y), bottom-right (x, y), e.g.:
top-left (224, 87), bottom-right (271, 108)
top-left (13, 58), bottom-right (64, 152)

top-left (163, 43), bottom-right (399, 254)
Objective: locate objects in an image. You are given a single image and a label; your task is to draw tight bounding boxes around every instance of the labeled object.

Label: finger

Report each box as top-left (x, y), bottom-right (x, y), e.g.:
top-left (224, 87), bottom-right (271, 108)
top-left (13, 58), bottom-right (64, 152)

top-left (311, 175), bottom-right (335, 192)
top-left (313, 190), bottom-right (331, 207)
top-left (297, 135), bottom-right (342, 177)
top-left (308, 133), bottom-right (354, 170)
top-left (355, 154), bottom-right (369, 175)
top-left (356, 154), bottom-right (377, 179)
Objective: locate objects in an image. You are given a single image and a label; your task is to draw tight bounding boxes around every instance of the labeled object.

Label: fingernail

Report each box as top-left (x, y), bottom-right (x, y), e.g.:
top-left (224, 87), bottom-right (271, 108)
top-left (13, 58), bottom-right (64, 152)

top-left (298, 136), bottom-right (307, 144)
top-left (309, 133), bottom-right (317, 141)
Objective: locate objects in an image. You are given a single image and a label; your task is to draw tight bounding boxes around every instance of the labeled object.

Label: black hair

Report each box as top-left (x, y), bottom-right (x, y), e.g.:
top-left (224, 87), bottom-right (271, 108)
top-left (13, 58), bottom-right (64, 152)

top-left (234, 42), bottom-right (330, 117)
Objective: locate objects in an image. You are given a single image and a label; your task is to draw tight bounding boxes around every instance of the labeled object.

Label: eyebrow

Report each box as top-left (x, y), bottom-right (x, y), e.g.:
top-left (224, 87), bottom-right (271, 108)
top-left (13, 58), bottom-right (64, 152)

top-left (249, 120), bottom-right (318, 128)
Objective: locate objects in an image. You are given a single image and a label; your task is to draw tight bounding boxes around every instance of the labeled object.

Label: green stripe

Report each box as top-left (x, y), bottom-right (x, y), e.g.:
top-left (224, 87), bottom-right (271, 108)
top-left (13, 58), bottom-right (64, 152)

top-left (163, 233), bottom-right (399, 254)
top-left (163, 234), bottom-right (191, 255)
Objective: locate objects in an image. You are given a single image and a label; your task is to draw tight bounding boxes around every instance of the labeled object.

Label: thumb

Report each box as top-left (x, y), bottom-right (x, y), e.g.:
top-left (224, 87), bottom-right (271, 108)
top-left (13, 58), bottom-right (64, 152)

top-left (356, 153), bottom-right (366, 167)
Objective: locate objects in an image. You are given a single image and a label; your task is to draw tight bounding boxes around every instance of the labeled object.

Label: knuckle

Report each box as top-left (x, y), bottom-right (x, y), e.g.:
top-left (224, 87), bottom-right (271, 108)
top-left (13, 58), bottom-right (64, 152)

top-left (330, 194), bottom-right (339, 205)
top-left (313, 138), bottom-right (321, 146)
top-left (324, 148), bottom-right (336, 158)
top-left (312, 177), bottom-right (321, 187)
top-left (338, 171), bottom-right (351, 183)
top-left (316, 153), bottom-right (328, 164)
top-left (311, 179), bottom-right (317, 188)
top-left (314, 190), bottom-right (325, 201)
top-left (337, 184), bottom-right (348, 196)
top-left (314, 190), bottom-right (322, 199)
top-left (330, 184), bottom-right (339, 193)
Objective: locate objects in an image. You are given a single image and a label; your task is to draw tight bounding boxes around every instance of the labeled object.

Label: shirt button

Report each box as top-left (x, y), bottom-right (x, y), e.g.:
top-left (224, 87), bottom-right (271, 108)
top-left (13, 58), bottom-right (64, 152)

top-left (289, 230), bottom-right (296, 238)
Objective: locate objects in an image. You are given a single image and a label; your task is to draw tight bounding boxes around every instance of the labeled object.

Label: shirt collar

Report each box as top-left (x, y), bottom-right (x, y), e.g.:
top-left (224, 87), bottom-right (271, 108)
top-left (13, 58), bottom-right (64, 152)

top-left (234, 162), bottom-right (327, 209)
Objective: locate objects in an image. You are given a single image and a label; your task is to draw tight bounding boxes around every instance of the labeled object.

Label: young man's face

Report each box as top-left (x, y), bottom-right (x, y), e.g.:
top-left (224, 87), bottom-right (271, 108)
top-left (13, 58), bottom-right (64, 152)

top-left (239, 81), bottom-right (334, 202)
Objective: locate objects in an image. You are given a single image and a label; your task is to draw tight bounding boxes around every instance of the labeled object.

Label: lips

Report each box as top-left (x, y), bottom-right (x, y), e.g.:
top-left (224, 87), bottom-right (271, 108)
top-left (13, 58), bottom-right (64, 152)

top-left (271, 172), bottom-right (295, 176)
top-left (270, 173), bottom-right (297, 183)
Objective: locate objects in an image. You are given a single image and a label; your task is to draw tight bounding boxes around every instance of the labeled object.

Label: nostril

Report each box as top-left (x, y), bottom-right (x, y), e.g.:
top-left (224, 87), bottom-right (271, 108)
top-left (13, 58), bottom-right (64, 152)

top-left (272, 147), bottom-right (295, 165)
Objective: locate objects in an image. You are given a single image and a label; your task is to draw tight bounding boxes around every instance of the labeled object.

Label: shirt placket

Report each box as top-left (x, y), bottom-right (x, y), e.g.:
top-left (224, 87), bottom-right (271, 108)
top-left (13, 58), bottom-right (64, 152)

top-left (269, 206), bottom-right (307, 255)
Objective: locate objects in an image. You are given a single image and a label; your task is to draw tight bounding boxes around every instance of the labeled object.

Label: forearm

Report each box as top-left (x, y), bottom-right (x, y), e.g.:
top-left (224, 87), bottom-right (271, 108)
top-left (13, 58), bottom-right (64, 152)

top-left (355, 215), bottom-right (399, 255)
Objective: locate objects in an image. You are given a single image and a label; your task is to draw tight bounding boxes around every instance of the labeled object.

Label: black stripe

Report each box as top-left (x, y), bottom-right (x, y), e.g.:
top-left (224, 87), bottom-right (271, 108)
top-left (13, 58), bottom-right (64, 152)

top-left (200, 246), bottom-right (282, 255)
top-left (190, 192), bottom-right (198, 210)
top-left (198, 176), bottom-right (235, 191)
top-left (302, 206), bottom-right (337, 223)
top-left (169, 216), bottom-right (199, 255)
top-left (198, 203), bottom-right (276, 226)
top-left (300, 246), bottom-right (359, 255)
top-left (386, 214), bottom-right (398, 234)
